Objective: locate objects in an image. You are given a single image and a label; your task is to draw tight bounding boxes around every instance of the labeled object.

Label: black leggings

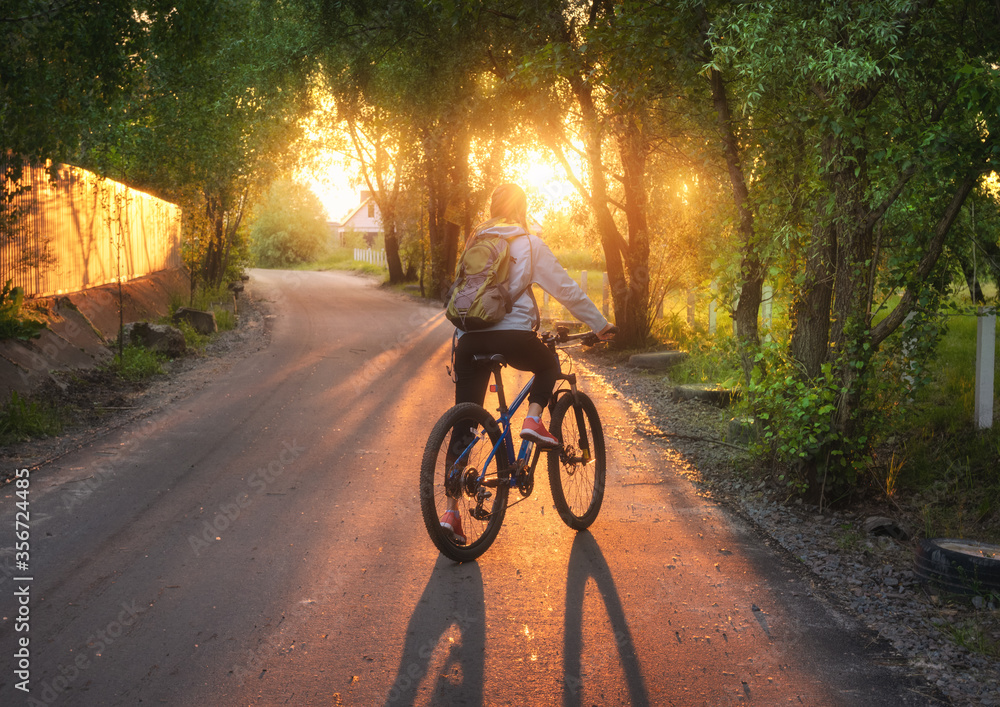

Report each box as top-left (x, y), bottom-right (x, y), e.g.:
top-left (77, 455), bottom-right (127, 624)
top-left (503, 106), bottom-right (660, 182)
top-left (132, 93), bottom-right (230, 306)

top-left (454, 330), bottom-right (560, 409)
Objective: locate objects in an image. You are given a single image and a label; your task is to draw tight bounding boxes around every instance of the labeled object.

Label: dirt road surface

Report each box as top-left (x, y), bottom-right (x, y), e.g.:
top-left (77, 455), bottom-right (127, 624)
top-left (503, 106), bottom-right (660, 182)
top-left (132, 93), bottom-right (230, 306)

top-left (0, 270), bottom-right (933, 705)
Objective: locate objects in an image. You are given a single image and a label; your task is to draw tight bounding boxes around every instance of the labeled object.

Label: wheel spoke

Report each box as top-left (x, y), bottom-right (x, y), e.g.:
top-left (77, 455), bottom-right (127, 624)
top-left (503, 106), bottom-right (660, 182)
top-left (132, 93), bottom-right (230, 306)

top-left (548, 394), bottom-right (606, 530)
top-left (420, 403), bottom-right (508, 561)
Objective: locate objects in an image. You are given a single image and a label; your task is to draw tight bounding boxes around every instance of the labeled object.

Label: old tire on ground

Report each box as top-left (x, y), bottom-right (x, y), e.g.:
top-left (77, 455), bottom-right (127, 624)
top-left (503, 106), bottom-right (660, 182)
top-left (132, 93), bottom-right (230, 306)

top-left (913, 538), bottom-right (1000, 596)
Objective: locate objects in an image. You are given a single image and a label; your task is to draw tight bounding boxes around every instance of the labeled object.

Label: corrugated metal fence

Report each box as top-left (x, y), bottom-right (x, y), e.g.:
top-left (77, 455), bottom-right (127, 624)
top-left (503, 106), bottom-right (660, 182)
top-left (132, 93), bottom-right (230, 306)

top-left (1, 158), bottom-right (181, 298)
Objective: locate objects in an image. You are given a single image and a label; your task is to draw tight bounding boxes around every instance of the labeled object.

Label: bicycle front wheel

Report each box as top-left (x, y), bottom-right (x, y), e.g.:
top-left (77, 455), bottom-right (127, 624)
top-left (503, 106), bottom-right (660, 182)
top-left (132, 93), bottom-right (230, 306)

top-left (548, 392), bottom-right (606, 530)
top-left (420, 402), bottom-right (510, 562)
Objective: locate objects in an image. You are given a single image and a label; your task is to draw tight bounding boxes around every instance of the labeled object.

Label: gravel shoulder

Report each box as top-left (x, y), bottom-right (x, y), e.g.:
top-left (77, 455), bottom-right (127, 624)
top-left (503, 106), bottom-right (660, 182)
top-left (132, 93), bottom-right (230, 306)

top-left (0, 289), bottom-right (271, 476)
top-left (571, 346), bottom-right (1000, 707)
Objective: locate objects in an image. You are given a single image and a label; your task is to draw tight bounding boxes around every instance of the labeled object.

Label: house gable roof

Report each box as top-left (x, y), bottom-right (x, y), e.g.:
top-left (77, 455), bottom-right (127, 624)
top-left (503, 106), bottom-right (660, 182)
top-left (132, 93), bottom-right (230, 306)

top-left (340, 195), bottom-right (375, 227)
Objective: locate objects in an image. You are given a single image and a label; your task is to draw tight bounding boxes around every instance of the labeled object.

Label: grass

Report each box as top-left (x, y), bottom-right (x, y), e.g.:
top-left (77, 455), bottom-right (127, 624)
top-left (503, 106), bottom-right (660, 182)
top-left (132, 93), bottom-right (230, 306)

top-left (938, 614), bottom-right (1000, 660)
top-left (295, 247), bottom-right (386, 276)
top-left (0, 390), bottom-right (63, 444)
top-left (893, 311), bottom-right (1000, 543)
top-left (666, 335), bottom-right (741, 386)
top-left (104, 345), bottom-right (166, 382)
top-left (166, 283), bottom-right (240, 348)
top-left (667, 291), bottom-right (1000, 543)
top-left (172, 318), bottom-right (210, 349)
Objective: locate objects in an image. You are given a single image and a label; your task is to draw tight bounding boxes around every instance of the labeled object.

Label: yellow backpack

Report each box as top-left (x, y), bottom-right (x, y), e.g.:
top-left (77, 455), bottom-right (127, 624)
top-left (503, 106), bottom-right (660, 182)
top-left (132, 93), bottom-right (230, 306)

top-left (445, 218), bottom-right (528, 331)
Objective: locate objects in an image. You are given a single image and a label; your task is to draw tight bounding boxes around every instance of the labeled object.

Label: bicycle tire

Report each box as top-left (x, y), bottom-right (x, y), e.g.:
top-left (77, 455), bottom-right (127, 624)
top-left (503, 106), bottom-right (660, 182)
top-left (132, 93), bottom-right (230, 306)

top-left (548, 392), bottom-right (606, 530)
top-left (420, 402), bottom-right (510, 562)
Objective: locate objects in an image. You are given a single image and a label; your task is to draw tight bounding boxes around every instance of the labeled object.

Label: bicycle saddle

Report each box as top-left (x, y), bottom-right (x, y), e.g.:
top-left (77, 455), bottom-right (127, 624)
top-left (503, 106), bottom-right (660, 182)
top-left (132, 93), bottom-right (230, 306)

top-left (472, 354), bottom-right (507, 367)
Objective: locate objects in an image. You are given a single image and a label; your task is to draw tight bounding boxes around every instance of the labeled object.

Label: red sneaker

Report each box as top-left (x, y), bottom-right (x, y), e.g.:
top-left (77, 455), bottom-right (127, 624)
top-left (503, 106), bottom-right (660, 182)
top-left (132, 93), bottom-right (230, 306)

top-left (520, 417), bottom-right (560, 449)
top-left (439, 509), bottom-right (466, 545)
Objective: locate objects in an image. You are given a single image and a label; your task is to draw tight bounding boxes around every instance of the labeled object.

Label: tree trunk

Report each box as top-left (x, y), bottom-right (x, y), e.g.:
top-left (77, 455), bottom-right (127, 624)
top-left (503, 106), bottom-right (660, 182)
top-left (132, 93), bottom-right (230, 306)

top-left (382, 203), bottom-right (405, 284)
top-left (617, 114), bottom-right (652, 346)
top-left (789, 208), bottom-right (836, 378)
top-left (571, 75), bottom-right (642, 345)
top-left (708, 64), bottom-right (763, 380)
top-left (204, 194), bottom-right (226, 289)
top-left (954, 247), bottom-right (985, 304)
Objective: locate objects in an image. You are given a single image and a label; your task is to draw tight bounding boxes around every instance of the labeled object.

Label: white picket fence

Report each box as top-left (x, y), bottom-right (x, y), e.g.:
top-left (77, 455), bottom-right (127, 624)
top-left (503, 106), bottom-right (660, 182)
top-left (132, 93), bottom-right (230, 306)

top-left (354, 248), bottom-right (387, 268)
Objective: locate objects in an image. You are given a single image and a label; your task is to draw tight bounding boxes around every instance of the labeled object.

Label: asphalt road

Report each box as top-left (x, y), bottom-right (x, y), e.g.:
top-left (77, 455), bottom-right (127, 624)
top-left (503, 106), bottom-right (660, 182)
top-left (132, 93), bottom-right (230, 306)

top-left (0, 270), bottom-right (932, 706)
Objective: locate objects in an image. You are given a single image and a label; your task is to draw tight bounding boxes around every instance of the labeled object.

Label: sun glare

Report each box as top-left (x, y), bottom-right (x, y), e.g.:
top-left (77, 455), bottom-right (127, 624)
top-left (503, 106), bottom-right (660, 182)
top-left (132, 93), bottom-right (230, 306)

top-left (296, 145), bottom-right (361, 223)
top-left (304, 171), bottom-right (358, 223)
top-left (510, 149), bottom-right (576, 215)
top-left (296, 144), bottom-right (578, 225)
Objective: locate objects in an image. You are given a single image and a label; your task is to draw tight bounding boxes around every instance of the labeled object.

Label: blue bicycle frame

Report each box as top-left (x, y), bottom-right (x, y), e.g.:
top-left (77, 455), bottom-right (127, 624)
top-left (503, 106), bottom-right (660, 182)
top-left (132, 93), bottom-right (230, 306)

top-left (453, 368), bottom-right (538, 492)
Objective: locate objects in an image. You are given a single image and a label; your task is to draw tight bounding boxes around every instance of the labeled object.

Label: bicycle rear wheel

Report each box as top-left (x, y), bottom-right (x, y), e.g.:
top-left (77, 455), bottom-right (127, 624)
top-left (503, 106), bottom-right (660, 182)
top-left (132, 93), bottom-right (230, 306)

top-left (548, 392), bottom-right (606, 530)
top-left (420, 402), bottom-right (510, 562)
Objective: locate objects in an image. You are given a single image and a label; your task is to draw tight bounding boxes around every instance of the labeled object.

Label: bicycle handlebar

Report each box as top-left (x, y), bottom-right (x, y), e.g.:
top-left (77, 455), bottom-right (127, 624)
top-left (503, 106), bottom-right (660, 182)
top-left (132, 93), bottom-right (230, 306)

top-left (542, 325), bottom-right (618, 347)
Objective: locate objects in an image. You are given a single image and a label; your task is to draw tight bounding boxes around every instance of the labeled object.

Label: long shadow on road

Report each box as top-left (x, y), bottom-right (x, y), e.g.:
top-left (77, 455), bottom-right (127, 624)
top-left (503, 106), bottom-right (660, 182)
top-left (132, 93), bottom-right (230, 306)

top-left (381, 557), bottom-right (486, 707)
top-left (563, 531), bottom-right (650, 707)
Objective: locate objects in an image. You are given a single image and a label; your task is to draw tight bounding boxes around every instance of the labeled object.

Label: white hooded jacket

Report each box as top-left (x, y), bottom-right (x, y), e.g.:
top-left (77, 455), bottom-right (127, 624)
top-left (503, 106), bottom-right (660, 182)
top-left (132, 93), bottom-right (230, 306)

top-left (458, 224), bottom-right (609, 335)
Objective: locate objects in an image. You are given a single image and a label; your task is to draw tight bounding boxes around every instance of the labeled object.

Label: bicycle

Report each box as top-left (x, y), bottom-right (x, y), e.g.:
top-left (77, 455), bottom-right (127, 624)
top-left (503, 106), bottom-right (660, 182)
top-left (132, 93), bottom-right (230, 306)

top-left (420, 327), bottom-right (612, 562)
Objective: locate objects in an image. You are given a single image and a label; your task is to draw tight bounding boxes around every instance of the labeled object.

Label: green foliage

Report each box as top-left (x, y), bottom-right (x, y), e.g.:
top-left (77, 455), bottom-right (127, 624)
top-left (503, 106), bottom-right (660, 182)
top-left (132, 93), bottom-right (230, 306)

top-left (173, 319), bottom-right (210, 349)
top-left (667, 333), bottom-right (742, 386)
top-left (913, 429), bottom-right (1000, 542)
top-left (553, 250), bottom-right (606, 271)
top-left (214, 309), bottom-right (237, 332)
top-left (180, 284), bottom-right (239, 336)
top-left (0, 391), bottom-right (63, 445)
top-left (106, 345), bottom-right (165, 382)
top-left (879, 311), bottom-right (1000, 541)
top-left (1, 1), bottom-right (148, 162)
top-left (250, 179), bottom-right (331, 267)
top-left (0, 281), bottom-right (44, 341)
top-left (339, 229), bottom-right (382, 250)
top-left (744, 343), bottom-right (854, 494)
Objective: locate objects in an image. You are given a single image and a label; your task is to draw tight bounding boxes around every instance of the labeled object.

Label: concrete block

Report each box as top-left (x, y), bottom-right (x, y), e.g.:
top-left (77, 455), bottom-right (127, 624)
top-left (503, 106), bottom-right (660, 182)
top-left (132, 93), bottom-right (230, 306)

top-left (628, 351), bottom-right (689, 371)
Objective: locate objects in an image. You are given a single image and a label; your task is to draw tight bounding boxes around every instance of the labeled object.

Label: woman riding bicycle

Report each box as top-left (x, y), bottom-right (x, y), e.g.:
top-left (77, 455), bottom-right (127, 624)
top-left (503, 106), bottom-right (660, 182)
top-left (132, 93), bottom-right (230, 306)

top-left (441, 183), bottom-right (615, 543)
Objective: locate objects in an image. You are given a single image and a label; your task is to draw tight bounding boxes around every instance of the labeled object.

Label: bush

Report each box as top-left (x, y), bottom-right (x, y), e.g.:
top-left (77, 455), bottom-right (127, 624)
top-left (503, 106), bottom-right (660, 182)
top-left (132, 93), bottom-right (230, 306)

top-left (0, 391), bottom-right (62, 444)
top-left (172, 318), bottom-right (210, 349)
top-left (554, 249), bottom-right (605, 271)
top-left (249, 180), bottom-right (330, 267)
top-left (107, 345), bottom-right (165, 382)
top-left (0, 280), bottom-right (44, 341)
top-left (214, 309), bottom-right (236, 331)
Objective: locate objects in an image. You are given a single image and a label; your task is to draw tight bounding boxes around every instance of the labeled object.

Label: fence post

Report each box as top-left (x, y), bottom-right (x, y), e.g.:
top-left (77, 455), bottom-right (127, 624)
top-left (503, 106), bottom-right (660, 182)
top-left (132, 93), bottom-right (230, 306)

top-left (732, 287), bottom-right (740, 336)
top-left (602, 273), bottom-right (609, 318)
top-left (901, 311), bottom-right (918, 392)
top-left (975, 306), bottom-right (996, 429)
top-left (761, 284), bottom-right (773, 330)
top-left (761, 284), bottom-right (773, 342)
top-left (581, 270), bottom-right (588, 293)
top-left (709, 281), bottom-right (717, 335)
top-left (687, 290), bottom-right (696, 329)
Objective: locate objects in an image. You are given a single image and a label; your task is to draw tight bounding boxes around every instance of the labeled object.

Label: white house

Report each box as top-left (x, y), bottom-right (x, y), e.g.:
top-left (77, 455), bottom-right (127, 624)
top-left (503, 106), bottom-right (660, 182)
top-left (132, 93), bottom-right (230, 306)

top-left (335, 191), bottom-right (382, 246)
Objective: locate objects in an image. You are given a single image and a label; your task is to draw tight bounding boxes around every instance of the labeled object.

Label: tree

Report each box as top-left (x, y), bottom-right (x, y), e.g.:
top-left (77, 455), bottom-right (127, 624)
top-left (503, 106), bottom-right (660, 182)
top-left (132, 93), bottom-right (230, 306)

top-left (249, 179), bottom-right (330, 267)
top-left (125, 0), bottom-right (315, 290)
top-left (704, 0), bottom-right (1000, 498)
top-left (504, 0), bottom-right (715, 347)
top-left (308, 0), bottom-right (531, 298)
top-left (0, 0), bottom-right (149, 166)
